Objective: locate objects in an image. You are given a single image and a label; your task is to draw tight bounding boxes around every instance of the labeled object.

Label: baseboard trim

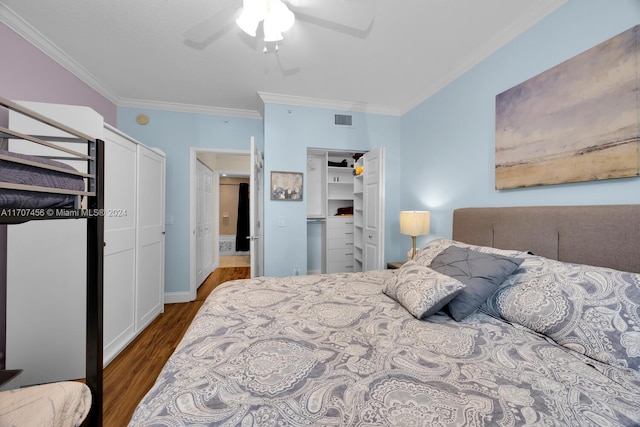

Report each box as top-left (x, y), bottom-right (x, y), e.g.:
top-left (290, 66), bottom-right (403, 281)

top-left (164, 291), bottom-right (192, 304)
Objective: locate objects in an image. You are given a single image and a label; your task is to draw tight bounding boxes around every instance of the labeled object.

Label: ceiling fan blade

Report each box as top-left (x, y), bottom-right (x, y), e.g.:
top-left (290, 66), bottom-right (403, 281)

top-left (275, 52), bottom-right (301, 77)
top-left (183, 0), bottom-right (242, 44)
top-left (286, 0), bottom-right (377, 33)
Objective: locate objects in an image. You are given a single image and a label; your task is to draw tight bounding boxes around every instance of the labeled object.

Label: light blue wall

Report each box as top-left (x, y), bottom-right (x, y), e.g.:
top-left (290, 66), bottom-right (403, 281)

top-left (118, 104), bottom-right (401, 292)
top-left (116, 0), bottom-right (639, 295)
top-left (401, 0), bottom-right (640, 244)
top-left (117, 108), bottom-right (263, 294)
top-left (262, 103), bottom-right (403, 276)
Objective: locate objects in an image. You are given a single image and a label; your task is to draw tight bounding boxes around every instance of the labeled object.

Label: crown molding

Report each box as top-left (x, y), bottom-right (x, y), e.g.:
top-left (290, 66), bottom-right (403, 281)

top-left (0, 5), bottom-right (262, 120)
top-left (118, 98), bottom-right (263, 119)
top-left (399, 0), bottom-right (568, 115)
top-left (3, 0), bottom-right (564, 119)
top-left (0, 3), bottom-right (121, 105)
top-left (258, 92), bottom-right (401, 116)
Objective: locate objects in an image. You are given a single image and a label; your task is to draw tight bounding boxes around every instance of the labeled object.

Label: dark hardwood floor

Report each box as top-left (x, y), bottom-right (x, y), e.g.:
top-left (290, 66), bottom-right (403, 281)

top-left (103, 267), bottom-right (250, 427)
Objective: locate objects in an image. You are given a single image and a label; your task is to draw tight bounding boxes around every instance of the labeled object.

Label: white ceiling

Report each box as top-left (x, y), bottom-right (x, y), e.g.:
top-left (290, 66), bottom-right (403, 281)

top-left (0, 0), bottom-right (566, 118)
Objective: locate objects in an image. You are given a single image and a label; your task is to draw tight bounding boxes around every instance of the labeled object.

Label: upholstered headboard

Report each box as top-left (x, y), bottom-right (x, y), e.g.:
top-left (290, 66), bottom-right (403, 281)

top-left (452, 205), bottom-right (640, 274)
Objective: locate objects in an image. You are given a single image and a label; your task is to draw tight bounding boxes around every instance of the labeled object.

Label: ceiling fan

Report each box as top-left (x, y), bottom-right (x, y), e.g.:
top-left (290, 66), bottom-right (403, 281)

top-left (183, 0), bottom-right (377, 48)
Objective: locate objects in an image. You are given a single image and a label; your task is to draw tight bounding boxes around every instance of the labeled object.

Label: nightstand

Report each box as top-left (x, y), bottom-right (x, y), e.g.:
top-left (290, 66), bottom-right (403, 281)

top-left (387, 261), bottom-right (405, 270)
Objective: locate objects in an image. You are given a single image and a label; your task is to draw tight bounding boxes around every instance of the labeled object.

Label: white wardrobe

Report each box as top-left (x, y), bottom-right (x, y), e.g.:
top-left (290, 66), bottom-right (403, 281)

top-left (5, 102), bottom-right (165, 387)
top-left (102, 125), bottom-right (165, 365)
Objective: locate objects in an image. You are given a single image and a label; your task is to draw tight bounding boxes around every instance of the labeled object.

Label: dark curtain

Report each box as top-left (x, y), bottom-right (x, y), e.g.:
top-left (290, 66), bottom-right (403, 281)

top-left (236, 182), bottom-right (250, 252)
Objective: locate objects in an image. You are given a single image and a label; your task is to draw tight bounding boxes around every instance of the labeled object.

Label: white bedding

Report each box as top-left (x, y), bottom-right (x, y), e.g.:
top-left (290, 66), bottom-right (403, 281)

top-left (0, 381), bottom-right (91, 427)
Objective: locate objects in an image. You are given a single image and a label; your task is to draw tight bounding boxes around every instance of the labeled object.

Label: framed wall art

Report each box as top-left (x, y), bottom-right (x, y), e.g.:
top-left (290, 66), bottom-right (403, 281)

top-left (495, 25), bottom-right (639, 190)
top-left (270, 171), bottom-right (303, 200)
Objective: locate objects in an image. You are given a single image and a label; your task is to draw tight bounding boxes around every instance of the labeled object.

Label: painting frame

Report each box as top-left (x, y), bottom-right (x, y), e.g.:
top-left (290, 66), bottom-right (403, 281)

top-left (270, 171), bottom-right (303, 201)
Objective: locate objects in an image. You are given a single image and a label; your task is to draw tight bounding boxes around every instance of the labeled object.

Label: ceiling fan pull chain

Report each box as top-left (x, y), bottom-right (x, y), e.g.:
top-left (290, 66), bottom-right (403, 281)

top-left (263, 43), bottom-right (280, 53)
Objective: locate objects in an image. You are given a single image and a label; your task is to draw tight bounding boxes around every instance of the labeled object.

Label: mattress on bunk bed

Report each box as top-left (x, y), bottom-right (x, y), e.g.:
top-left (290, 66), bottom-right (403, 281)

top-left (0, 149), bottom-right (85, 209)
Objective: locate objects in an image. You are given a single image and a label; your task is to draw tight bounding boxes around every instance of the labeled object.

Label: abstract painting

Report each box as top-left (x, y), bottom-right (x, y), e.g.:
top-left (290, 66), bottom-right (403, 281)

top-left (495, 25), bottom-right (639, 190)
top-left (270, 171), bottom-right (303, 200)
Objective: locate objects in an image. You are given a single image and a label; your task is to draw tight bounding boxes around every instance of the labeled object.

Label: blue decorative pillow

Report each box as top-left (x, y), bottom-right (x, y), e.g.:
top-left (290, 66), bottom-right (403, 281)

top-left (414, 238), bottom-right (529, 268)
top-left (429, 246), bottom-right (524, 321)
top-left (483, 257), bottom-right (640, 372)
top-left (384, 261), bottom-right (466, 319)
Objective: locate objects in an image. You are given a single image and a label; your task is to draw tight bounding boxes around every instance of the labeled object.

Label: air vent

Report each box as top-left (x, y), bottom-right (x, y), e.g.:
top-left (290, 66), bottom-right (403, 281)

top-left (334, 114), bottom-right (353, 126)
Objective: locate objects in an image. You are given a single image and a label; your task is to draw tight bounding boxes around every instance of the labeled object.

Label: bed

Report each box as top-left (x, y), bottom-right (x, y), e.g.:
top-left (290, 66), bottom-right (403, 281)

top-left (130, 205), bottom-right (640, 426)
top-left (0, 96), bottom-right (104, 427)
top-left (0, 148), bottom-right (85, 209)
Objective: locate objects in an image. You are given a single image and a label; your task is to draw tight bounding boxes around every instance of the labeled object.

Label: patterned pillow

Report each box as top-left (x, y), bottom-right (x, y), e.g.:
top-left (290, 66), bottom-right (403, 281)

top-left (383, 261), bottom-right (466, 319)
top-left (483, 257), bottom-right (640, 372)
top-left (429, 246), bottom-right (524, 321)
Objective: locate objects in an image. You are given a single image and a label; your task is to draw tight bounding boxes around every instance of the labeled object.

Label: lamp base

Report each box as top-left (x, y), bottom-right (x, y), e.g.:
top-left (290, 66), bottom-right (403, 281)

top-left (407, 235), bottom-right (418, 261)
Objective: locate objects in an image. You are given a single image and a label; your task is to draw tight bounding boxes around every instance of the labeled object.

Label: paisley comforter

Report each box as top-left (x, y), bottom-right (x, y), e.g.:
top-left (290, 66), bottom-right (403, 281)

top-left (130, 269), bottom-right (640, 426)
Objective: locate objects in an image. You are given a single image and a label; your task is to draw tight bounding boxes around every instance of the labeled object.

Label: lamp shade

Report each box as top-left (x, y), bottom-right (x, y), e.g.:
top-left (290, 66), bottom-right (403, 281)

top-left (400, 211), bottom-right (430, 236)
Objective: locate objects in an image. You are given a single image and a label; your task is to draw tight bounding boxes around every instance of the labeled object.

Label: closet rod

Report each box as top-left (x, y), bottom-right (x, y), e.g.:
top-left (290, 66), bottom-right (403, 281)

top-left (307, 218), bottom-right (326, 223)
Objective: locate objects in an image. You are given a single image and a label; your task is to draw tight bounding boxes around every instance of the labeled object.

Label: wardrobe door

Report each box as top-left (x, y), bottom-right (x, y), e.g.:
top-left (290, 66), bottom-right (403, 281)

top-left (135, 145), bottom-right (166, 332)
top-left (102, 127), bottom-right (137, 364)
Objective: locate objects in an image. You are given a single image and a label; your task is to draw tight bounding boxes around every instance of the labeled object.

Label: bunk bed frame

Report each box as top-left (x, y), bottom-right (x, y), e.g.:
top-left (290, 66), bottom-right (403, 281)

top-left (0, 96), bottom-right (104, 427)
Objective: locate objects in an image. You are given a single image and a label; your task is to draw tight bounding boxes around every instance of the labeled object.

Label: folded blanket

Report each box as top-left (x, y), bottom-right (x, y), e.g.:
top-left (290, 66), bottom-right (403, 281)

top-left (0, 381), bottom-right (91, 427)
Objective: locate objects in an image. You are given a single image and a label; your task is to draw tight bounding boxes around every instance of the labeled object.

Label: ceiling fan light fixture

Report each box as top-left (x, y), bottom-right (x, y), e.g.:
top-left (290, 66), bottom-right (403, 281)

top-left (236, 0), bottom-right (266, 37)
top-left (263, 17), bottom-right (283, 42)
top-left (236, 11), bottom-right (259, 36)
top-left (236, 15), bottom-right (259, 37)
top-left (269, 0), bottom-right (295, 33)
top-left (237, 0), bottom-right (295, 41)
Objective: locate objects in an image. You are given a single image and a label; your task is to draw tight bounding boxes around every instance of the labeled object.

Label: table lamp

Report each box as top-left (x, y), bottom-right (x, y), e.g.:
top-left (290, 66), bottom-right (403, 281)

top-left (400, 211), bottom-right (430, 260)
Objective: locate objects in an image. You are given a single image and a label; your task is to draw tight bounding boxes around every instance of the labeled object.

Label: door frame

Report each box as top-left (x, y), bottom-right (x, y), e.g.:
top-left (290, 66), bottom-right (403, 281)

top-left (189, 147), bottom-right (250, 301)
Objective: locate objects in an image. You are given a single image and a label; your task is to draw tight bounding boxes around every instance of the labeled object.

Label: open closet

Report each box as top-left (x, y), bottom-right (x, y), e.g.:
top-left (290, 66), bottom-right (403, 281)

top-left (306, 147), bottom-right (385, 274)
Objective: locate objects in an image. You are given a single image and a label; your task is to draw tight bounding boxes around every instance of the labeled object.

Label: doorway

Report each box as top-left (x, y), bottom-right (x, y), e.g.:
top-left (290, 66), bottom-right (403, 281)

top-left (190, 148), bottom-right (250, 301)
top-left (218, 173), bottom-right (251, 268)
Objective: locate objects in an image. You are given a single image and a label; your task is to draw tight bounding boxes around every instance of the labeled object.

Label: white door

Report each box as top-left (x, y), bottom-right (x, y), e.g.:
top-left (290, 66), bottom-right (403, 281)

top-left (196, 160), bottom-right (214, 286)
top-left (363, 146), bottom-right (385, 271)
top-left (250, 137), bottom-right (264, 278)
top-left (135, 146), bottom-right (165, 331)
